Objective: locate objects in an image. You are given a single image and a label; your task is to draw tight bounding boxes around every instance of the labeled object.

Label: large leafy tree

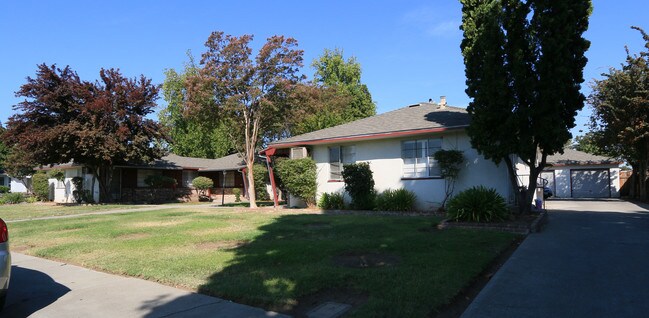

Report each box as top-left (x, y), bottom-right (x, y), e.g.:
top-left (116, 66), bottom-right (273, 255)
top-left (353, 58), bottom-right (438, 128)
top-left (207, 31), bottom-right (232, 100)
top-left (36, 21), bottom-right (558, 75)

top-left (589, 27), bottom-right (649, 199)
top-left (460, 0), bottom-right (591, 213)
top-left (185, 32), bottom-right (304, 208)
top-left (2, 64), bottom-right (168, 202)
top-left (160, 53), bottom-right (233, 158)
top-left (312, 48), bottom-right (376, 121)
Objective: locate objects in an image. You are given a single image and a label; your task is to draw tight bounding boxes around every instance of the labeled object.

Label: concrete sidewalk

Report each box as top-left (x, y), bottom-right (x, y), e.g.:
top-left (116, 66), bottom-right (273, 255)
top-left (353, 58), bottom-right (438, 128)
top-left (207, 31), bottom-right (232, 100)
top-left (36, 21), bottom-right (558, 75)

top-left (461, 200), bottom-right (649, 318)
top-left (4, 253), bottom-right (288, 318)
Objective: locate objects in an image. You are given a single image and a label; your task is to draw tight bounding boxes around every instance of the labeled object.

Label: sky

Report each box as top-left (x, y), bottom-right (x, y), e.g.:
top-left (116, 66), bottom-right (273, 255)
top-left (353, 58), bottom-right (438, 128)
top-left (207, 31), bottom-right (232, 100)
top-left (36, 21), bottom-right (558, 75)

top-left (1, 0), bottom-right (648, 137)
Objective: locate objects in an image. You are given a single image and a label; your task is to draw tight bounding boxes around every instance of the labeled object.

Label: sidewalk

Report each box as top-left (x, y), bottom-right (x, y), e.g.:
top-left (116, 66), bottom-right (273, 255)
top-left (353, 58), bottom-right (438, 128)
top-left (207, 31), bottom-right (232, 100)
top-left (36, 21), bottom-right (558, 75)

top-left (4, 253), bottom-right (288, 318)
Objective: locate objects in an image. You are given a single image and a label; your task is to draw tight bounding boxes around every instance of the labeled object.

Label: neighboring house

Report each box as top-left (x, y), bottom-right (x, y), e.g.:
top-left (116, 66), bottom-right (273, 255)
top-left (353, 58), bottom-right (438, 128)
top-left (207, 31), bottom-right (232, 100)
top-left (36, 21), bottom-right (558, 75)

top-left (40, 153), bottom-right (251, 203)
top-left (262, 99), bottom-right (513, 210)
top-left (0, 170), bottom-right (29, 193)
top-left (540, 148), bottom-right (621, 198)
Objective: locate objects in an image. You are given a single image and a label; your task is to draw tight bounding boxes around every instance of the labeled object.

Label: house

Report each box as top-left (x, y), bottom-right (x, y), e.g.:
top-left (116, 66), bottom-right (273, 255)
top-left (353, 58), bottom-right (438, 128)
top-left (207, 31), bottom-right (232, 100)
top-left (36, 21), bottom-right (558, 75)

top-left (40, 153), bottom-right (250, 203)
top-left (540, 148), bottom-right (621, 198)
top-left (0, 171), bottom-right (29, 193)
top-left (262, 98), bottom-right (514, 210)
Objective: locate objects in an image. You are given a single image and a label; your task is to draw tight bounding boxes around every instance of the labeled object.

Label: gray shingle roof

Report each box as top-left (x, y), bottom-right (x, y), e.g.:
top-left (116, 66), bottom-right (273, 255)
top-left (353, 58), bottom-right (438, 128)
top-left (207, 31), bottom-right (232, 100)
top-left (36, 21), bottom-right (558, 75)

top-left (128, 153), bottom-right (245, 171)
top-left (270, 102), bottom-right (469, 146)
top-left (547, 148), bottom-right (619, 166)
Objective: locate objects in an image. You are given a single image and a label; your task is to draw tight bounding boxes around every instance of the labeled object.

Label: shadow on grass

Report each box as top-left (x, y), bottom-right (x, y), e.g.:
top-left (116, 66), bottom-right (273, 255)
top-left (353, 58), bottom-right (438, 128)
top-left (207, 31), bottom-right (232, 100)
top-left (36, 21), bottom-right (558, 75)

top-left (140, 213), bottom-right (517, 317)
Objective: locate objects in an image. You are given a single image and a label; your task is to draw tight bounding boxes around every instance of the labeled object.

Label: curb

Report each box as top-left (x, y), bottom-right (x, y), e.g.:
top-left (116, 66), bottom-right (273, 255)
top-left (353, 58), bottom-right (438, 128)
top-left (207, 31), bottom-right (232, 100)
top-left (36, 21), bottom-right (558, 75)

top-left (437, 211), bottom-right (548, 235)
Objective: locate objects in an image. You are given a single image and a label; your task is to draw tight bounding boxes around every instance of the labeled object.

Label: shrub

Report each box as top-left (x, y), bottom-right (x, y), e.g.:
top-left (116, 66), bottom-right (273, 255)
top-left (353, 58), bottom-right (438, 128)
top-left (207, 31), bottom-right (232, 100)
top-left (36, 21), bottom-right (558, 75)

top-left (275, 158), bottom-right (317, 206)
top-left (32, 172), bottom-right (50, 201)
top-left (71, 176), bottom-right (84, 203)
top-left (342, 162), bottom-right (375, 210)
top-left (446, 186), bottom-right (509, 222)
top-left (192, 176), bottom-right (213, 201)
top-left (0, 186), bottom-right (9, 194)
top-left (375, 188), bottom-right (417, 212)
top-left (318, 192), bottom-right (345, 210)
top-left (25, 195), bottom-right (38, 203)
top-left (253, 164), bottom-right (270, 200)
top-left (144, 175), bottom-right (177, 188)
top-left (0, 192), bottom-right (25, 204)
top-left (233, 188), bottom-right (242, 202)
top-left (47, 168), bottom-right (65, 181)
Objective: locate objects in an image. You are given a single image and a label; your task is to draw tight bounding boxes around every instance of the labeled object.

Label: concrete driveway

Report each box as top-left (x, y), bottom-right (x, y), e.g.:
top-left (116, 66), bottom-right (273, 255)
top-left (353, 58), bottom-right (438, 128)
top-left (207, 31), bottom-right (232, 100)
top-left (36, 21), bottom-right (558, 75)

top-left (462, 199), bottom-right (649, 318)
top-left (3, 253), bottom-right (287, 318)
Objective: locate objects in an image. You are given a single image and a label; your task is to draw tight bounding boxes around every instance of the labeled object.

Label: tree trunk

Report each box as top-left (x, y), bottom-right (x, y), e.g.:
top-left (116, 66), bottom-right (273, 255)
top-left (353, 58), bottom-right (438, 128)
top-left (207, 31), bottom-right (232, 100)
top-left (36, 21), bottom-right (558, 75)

top-left (503, 156), bottom-right (526, 214)
top-left (638, 160), bottom-right (648, 201)
top-left (247, 160), bottom-right (257, 208)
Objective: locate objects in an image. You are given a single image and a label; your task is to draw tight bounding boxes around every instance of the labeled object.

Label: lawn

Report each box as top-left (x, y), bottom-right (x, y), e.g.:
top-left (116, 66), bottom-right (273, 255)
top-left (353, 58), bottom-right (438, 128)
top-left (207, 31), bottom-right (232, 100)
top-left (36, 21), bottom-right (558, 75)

top-left (9, 207), bottom-right (519, 317)
top-left (0, 203), bottom-right (142, 221)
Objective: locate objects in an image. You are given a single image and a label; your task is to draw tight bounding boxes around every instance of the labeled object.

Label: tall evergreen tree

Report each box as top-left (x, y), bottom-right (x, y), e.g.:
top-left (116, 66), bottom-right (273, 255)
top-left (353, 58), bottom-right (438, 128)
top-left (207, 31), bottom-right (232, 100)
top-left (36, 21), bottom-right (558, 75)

top-left (589, 27), bottom-right (649, 199)
top-left (460, 0), bottom-right (591, 213)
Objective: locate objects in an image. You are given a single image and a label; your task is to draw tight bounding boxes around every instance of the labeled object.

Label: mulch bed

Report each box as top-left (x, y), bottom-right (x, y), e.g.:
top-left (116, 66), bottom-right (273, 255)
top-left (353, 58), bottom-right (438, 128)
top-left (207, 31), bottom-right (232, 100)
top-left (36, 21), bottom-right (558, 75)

top-left (437, 211), bottom-right (548, 234)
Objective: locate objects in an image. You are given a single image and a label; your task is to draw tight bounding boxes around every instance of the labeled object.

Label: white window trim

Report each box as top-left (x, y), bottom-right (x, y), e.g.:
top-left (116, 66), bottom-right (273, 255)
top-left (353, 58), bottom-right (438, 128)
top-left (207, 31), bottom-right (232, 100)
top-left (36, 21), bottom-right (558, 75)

top-left (401, 138), bottom-right (442, 179)
top-left (328, 145), bottom-right (356, 180)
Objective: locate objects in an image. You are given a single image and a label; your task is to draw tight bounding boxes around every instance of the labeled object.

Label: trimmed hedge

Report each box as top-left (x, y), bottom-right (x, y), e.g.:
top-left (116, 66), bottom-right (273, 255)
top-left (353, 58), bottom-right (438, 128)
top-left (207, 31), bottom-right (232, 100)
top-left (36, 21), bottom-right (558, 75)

top-left (342, 162), bottom-right (375, 210)
top-left (32, 172), bottom-right (50, 201)
top-left (275, 158), bottom-right (317, 206)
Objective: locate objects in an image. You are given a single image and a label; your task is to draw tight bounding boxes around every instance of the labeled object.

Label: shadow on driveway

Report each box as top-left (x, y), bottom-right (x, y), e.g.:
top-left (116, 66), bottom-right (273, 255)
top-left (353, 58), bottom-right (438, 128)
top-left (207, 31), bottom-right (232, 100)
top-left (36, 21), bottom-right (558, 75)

top-left (3, 266), bottom-right (71, 317)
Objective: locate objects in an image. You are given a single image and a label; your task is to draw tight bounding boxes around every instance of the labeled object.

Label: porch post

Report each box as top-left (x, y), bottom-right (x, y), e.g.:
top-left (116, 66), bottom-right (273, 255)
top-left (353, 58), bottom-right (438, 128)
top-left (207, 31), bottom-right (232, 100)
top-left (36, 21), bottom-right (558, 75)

top-left (264, 148), bottom-right (279, 208)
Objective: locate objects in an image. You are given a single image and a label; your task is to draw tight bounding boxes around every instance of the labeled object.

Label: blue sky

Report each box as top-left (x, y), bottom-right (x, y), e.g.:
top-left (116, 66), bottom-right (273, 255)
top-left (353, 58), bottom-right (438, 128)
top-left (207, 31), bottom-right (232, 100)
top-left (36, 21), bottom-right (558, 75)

top-left (1, 0), bottom-right (647, 137)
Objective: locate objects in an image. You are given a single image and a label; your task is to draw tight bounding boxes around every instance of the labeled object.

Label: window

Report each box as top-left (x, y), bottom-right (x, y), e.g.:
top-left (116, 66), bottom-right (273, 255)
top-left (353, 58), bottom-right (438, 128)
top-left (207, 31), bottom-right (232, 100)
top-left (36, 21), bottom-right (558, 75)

top-left (402, 138), bottom-right (442, 178)
top-left (137, 169), bottom-right (161, 187)
top-left (182, 170), bottom-right (198, 188)
top-left (225, 171), bottom-right (235, 188)
top-left (329, 145), bottom-right (356, 180)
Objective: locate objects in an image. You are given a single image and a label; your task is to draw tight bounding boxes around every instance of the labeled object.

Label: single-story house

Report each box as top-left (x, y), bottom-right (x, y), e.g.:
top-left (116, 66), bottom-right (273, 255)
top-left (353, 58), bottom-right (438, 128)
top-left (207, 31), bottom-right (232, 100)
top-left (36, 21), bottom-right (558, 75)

top-left (0, 171), bottom-right (29, 193)
top-left (39, 153), bottom-right (251, 203)
top-left (540, 148), bottom-right (621, 198)
top-left (262, 98), bottom-right (514, 210)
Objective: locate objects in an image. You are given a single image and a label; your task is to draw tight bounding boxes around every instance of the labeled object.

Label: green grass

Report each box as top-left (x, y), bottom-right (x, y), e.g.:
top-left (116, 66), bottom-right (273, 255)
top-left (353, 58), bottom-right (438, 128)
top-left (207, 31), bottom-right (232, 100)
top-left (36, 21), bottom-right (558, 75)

top-left (0, 203), bottom-right (142, 221)
top-left (9, 207), bottom-right (519, 316)
top-left (220, 201), bottom-right (285, 207)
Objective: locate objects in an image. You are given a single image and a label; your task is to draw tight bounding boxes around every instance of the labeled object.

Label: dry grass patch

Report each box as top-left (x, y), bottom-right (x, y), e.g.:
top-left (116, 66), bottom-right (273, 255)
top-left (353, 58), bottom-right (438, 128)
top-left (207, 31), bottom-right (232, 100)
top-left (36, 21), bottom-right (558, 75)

top-left (117, 233), bottom-right (151, 240)
top-left (129, 220), bottom-right (188, 228)
top-left (195, 240), bottom-right (250, 250)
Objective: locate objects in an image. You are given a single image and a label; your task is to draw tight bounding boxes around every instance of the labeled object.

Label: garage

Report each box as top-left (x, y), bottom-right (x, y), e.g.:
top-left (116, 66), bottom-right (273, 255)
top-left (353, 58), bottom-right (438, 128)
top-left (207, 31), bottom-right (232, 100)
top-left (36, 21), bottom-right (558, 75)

top-left (542, 149), bottom-right (621, 199)
top-left (570, 169), bottom-right (611, 198)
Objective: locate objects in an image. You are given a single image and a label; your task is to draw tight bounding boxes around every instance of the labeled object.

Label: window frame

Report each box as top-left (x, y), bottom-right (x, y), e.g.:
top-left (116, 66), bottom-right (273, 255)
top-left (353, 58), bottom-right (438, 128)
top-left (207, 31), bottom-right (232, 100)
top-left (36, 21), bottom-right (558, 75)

top-left (328, 145), bottom-right (356, 181)
top-left (401, 137), bottom-right (443, 179)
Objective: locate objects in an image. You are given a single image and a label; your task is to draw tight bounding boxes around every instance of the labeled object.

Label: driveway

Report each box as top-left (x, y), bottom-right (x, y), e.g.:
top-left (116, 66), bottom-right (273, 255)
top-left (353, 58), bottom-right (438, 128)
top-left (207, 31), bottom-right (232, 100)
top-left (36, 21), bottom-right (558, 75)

top-left (4, 253), bottom-right (287, 318)
top-left (462, 199), bottom-right (649, 318)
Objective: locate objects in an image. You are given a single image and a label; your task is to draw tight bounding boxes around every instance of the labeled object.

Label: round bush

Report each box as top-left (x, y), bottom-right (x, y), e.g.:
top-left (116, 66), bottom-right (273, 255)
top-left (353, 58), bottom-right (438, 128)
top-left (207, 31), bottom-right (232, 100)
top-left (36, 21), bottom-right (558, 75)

top-left (192, 176), bottom-right (214, 190)
top-left (446, 186), bottom-right (509, 222)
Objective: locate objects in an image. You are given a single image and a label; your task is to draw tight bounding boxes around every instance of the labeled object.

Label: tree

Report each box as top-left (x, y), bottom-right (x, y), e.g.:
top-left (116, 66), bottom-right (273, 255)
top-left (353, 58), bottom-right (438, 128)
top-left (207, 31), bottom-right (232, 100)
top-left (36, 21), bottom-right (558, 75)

top-left (185, 32), bottom-right (304, 208)
top-left (160, 53), bottom-right (233, 159)
top-left (312, 48), bottom-right (376, 121)
top-left (0, 125), bottom-right (7, 172)
top-left (589, 27), bottom-right (649, 199)
top-left (2, 64), bottom-right (168, 202)
top-left (570, 131), bottom-right (606, 155)
top-left (460, 0), bottom-right (591, 213)
top-left (434, 149), bottom-right (465, 209)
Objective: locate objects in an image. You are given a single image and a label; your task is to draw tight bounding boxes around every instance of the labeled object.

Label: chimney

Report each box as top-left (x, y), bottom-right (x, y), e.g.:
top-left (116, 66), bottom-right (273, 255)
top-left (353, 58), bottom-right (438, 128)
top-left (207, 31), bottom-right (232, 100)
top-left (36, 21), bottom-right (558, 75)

top-left (439, 96), bottom-right (447, 109)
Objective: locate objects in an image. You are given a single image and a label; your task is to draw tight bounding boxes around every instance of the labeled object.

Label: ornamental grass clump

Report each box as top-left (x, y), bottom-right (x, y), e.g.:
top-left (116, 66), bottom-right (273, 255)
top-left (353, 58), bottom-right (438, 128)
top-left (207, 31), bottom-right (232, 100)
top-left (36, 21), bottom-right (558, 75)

top-left (318, 192), bottom-right (345, 210)
top-left (375, 188), bottom-right (417, 212)
top-left (446, 186), bottom-right (509, 222)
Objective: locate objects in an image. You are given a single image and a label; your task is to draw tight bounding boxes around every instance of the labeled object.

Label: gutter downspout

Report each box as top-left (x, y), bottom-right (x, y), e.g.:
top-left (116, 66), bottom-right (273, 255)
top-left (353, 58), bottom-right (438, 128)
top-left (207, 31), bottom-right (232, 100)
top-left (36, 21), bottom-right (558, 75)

top-left (262, 148), bottom-right (279, 208)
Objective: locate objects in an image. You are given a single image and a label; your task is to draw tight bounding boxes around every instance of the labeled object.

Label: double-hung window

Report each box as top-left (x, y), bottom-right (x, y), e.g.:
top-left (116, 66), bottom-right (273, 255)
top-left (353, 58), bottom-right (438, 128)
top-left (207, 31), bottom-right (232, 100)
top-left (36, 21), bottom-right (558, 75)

top-left (402, 138), bottom-right (442, 178)
top-left (329, 145), bottom-right (356, 180)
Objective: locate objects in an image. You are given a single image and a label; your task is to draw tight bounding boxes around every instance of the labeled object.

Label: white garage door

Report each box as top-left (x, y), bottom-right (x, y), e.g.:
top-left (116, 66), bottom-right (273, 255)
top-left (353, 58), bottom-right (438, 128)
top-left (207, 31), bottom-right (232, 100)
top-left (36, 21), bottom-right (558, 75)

top-left (571, 169), bottom-right (610, 198)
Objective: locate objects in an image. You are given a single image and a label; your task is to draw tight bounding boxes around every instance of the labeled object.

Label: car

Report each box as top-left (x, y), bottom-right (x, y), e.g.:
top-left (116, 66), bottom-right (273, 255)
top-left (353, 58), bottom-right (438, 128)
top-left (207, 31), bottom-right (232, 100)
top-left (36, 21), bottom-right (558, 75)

top-left (543, 186), bottom-right (553, 199)
top-left (0, 218), bottom-right (10, 309)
